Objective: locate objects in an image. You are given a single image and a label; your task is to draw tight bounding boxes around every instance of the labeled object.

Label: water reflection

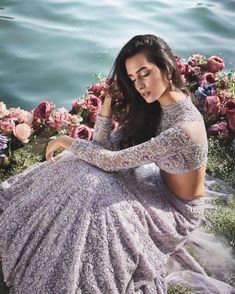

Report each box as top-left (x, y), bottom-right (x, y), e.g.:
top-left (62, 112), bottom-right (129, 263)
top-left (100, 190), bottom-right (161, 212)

top-left (0, 6), bottom-right (14, 20)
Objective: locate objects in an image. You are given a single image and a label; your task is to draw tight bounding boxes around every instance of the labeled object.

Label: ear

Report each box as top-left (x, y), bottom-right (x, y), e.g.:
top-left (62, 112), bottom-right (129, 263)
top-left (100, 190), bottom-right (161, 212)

top-left (162, 69), bottom-right (170, 85)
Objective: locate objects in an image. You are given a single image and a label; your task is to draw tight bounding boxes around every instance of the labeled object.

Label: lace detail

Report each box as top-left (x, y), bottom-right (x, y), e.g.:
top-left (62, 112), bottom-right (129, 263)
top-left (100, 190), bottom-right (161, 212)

top-left (79, 94), bottom-right (208, 174)
top-left (159, 95), bottom-right (203, 133)
top-left (0, 94), bottom-right (209, 293)
top-left (70, 126), bottom-right (207, 174)
top-left (93, 115), bottom-right (125, 150)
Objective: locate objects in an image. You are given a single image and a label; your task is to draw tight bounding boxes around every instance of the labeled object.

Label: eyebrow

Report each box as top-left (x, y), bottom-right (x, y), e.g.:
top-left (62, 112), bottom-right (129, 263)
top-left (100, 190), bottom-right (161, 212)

top-left (127, 66), bottom-right (148, 77)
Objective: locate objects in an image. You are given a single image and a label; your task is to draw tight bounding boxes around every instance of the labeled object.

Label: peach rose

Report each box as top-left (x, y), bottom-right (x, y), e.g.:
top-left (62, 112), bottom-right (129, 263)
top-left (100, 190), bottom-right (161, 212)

top-left (18, 110), bottom-right (34, 126)
top-left (0, 102), bottom-right (9, 118)
top-left (13, 123), bottom-right (32, 143)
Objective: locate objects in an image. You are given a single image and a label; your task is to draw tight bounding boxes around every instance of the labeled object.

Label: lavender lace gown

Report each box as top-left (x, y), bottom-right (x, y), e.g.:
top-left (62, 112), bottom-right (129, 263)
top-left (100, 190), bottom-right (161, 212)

top-left (0, 96), bottom-right (209, 293)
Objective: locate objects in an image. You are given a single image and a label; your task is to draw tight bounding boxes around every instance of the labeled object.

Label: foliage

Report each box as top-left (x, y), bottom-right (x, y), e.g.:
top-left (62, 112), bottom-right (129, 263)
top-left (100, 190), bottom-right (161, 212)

top-left (167, 282), bottom-right (194, 294)
top-left (204, 195), bottom-right (235, 247)
top-left (207, 136), bottom-right (235, 187)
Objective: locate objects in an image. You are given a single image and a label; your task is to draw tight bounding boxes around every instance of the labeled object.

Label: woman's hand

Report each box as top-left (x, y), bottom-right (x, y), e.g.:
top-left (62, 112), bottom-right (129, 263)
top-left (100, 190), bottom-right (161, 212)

top-left (45, 135), bottom-right (74, 162)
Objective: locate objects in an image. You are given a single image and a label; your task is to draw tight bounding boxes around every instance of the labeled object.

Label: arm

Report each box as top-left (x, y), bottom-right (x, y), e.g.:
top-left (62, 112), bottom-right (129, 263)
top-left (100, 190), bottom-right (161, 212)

top-left (92, 115), bottom-right (125, 150)
top-left (68, 127), bottom-right (188, 172)
top-left (93, 95), bottom-right (124, 150)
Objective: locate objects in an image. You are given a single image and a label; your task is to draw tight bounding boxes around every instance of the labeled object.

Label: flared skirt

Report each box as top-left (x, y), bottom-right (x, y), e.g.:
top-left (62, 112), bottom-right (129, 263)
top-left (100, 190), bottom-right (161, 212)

top-left (0, 151), bottom-right (204, 294)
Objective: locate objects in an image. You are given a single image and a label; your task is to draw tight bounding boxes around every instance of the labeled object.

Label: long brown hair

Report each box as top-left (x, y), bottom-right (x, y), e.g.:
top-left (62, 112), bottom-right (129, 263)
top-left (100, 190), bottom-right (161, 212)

top-left (109, 34), bottom-right (186, 148)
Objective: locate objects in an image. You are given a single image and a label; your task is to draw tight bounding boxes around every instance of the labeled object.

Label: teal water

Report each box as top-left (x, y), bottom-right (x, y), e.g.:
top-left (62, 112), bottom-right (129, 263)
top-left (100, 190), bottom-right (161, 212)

top-left (0, 0), bottom-right (235, 111)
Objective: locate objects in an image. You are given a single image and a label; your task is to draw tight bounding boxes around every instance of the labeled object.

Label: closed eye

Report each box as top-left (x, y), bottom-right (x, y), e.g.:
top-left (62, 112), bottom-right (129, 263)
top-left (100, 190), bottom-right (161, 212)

top-left (130, 72), bottom-right (149, 84)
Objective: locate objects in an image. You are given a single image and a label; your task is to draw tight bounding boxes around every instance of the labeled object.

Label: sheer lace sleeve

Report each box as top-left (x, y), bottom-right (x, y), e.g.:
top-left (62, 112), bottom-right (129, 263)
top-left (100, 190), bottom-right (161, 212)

top-left (69, 127), bottom-right (207, 173)
top-left (175, 120), bottom-right (208, 148)
top-left (92, 115), bottom-right (125, 150)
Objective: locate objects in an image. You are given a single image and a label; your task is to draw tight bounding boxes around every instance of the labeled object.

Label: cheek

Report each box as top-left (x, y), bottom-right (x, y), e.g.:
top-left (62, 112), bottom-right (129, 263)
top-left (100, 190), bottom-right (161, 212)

top-left (151, 74), bottom-right (165, 88)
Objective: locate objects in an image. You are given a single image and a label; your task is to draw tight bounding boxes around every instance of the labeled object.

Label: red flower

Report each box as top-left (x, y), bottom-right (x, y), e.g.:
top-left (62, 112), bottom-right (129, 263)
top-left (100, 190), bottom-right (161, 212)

top-left (206, 56), bottom-right (224, 73)
top-left (208, 121), bottom-right (228, 138)
top-left (204, 96), bottom-right (220, 114)
top-left (175, 56), bottom-right (187, 75)
top-left (199, 72), bottom-right (215, 86)
top-left (32, 100), bottom-right (54, 119)
top-left (225, 99), bottom-right (235, 134)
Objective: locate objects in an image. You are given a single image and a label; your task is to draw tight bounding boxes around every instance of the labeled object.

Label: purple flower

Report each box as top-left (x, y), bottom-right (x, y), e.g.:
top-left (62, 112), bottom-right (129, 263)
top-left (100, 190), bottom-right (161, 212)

top-left (0, 133), bottom-right (9, 152)
top-left (195, 83), bottom-right (216, 99)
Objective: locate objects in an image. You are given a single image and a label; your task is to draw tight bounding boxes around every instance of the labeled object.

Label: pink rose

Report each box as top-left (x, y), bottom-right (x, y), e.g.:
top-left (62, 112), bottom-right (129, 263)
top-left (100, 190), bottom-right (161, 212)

top-left (206, 56), bottom-right (224, 73)
top-left (72, 124), bottom-right (93, 140)
top-left (199, 72), bottom-right (215, 86)
top-left (204, 96), bottom-right (220, 114)
top-left (188, 54), bottom-right (206, 65)
top-left (217, 90), bottom-right (229, 102)
top-left (48, 107), bottom-right (73, 132)
top-left (88, 83), bottom-right (103, 93)
top-left (88, 112), bottom-right (97, 124)
top-left (8, 107), bottom-right (24, 121)
top-left (225, 99), bottom-right (235, 134)
top-left (13, 123), bottom-right (32, 143)
top-left (186, 65), bottom-right (201, 76)
top-left (175, 56), bottom-right (187, 75)
top-left (0, 102), bottom-right (9, 118)
top-left (67, 122), bottom-right (80, 137)
top-left (208, 121), bottom-right (228, 138)
top-left (72, 98), bottom-right (86, 112)
top-left (32, 100), bottom-right (55, 119)
top-left (84, 94), bottom-right (102, 113)
top-left (87, 78), bottom-right (110, 95)
top-left (0, 118), bottom-right (15, 133)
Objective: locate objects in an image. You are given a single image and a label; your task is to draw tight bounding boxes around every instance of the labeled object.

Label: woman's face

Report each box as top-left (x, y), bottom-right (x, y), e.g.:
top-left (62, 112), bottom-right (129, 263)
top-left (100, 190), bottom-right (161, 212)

top-left (125, 52), bottom-right (168, 103)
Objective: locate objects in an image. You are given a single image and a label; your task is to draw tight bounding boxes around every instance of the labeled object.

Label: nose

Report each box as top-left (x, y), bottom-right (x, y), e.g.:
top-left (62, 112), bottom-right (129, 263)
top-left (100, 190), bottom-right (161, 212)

top-left (136, 80), bottom-right (145, 91)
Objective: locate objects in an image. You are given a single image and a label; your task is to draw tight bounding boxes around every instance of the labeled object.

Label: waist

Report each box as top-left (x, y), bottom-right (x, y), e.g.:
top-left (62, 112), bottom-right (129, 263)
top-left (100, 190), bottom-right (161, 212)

top-left (159, 169), bottom-right (205, 201)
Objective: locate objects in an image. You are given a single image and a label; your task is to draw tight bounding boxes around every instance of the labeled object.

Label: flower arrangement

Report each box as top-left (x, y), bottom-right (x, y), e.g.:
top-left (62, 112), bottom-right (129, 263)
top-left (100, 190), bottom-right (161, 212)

top-left (0, 56), bottom-right (234, 185)
top-left (176, 54), bottom-right (235, 186)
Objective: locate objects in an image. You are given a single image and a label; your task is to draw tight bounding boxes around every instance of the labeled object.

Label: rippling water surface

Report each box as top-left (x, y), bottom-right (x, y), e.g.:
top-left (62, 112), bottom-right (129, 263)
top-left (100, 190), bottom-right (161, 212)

top-left (0, 0), bottom-right (235, 110)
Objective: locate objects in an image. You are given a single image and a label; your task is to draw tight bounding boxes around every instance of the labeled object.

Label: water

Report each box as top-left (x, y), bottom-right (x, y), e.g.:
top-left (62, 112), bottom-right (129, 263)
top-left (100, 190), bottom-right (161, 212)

top-left (0, 0), bottom-right (235, 111)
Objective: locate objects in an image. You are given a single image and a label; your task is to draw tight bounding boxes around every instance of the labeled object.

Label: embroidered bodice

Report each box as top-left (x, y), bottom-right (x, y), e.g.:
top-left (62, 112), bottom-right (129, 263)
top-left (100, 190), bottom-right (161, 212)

top-left (69, 95), bottom-right (208, 174)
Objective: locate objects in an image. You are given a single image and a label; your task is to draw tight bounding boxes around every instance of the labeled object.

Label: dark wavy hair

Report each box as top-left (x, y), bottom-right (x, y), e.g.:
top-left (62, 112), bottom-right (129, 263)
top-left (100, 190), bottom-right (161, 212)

top-left (108, 34), bottom-right (187, 148)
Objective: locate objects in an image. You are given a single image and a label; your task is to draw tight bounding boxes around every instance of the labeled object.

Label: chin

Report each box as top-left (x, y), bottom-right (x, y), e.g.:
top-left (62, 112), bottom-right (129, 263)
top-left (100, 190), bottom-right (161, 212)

top-left (145, 96), bottom-right (158, 103)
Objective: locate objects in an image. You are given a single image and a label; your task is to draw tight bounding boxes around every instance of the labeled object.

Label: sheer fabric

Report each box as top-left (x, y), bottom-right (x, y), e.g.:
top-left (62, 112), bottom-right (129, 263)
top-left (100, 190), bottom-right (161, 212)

top-left (0, 95), bottom-right (212, 294)
top-left (70, 96), bottom-right (208, 174)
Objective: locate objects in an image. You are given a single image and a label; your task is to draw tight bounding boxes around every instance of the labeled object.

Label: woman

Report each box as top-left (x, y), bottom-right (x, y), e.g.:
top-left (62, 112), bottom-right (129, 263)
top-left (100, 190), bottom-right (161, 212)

top-left (1, 34), bottom-right (208, 293)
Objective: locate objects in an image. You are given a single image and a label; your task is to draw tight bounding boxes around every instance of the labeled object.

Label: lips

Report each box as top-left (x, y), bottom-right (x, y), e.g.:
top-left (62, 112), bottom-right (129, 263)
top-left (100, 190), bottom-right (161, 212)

top-left (141, 91), bottom-right (151, 98)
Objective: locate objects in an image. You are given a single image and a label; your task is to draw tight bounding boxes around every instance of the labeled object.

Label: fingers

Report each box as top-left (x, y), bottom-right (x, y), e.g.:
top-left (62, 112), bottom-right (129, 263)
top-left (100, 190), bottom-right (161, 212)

top-left (45, 141), bottom-right (55, 162)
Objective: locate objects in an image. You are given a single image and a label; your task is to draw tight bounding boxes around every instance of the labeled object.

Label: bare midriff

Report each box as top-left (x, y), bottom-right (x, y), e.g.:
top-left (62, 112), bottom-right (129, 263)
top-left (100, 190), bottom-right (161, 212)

top-left (160, 165), bottom-right (207, 201)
